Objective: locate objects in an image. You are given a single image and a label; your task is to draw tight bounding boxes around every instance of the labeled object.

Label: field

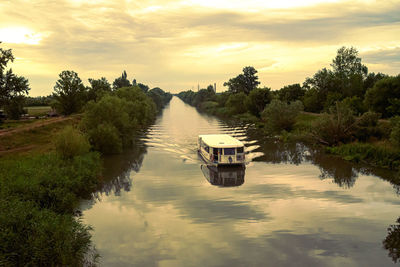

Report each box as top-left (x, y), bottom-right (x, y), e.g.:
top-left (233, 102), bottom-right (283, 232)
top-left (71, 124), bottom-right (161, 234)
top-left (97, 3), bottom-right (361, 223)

top-left (26, 106), bottom-right (52, 116)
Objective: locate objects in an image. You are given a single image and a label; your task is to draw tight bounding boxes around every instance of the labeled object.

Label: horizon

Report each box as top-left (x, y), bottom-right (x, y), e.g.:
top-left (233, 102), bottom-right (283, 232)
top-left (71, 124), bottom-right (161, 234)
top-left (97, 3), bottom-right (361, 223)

top-left (0, 0), bottom-right (399, 96)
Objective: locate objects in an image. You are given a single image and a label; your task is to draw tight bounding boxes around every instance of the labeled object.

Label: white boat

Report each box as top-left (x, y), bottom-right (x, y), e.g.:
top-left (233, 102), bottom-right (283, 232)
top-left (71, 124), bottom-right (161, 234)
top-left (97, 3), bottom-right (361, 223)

top-left (198, 134), bottom-right (245, 166)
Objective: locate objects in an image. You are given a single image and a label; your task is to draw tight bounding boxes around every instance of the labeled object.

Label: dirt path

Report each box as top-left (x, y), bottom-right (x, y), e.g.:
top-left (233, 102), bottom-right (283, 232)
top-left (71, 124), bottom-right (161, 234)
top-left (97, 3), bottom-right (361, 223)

top-left (0, 116), bottom-right (74, 137)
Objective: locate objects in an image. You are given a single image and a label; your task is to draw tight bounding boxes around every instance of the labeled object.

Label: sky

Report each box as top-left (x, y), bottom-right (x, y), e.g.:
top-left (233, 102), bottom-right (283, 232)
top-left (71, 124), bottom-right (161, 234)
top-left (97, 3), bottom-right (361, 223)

top-left (0, 0), bottom-right (399, 96)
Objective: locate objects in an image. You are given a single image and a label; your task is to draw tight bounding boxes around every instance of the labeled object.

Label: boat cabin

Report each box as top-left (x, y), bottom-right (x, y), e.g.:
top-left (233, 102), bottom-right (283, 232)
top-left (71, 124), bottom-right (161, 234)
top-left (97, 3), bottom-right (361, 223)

top-left (198, 134), bottom-right (245, 166)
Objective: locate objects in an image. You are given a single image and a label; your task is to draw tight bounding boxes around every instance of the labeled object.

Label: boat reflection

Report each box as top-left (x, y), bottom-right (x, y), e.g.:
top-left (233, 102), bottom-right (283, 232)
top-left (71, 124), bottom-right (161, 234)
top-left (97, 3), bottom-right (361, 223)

top-left (201, 164), bottom-right (245, 187)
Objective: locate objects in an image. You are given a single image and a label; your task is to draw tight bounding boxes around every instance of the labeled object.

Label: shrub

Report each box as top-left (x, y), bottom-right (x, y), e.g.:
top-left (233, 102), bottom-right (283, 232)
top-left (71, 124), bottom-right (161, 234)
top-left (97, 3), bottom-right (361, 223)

top-left (54, 126), bottom-right (90, 159)
top-left (88, 123), bottom-right (122, 154)
top-left (261, 99), bottom-right (303, 132)
top-left (353, 111), bottom-right (381, 141)
top-left (245, 87), bottom-right (272, 117)
top-left (312, 102), bottom-right (356, 145)
top-left (390, 116), bottom-right (400, 147)
top-left (225, 92), bottom-right (247, 115)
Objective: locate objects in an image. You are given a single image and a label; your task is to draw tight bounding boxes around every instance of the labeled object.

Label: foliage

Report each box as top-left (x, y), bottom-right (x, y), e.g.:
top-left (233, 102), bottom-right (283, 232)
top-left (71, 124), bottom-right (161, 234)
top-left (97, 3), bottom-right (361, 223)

top-left (390, 116), bottom-right (400, 147)
top-left (87, 77), bottom-right (111, 101)
top-left (341, 96), bottom-right (366, 115)
top-left (147, 87), bottom-right (172, 111)
top-left (261, 99), bottom-right (303, 132)
top-left (115, 86), bottom-right (157, 125)
top-left (331, 46), bottom-right (368, 77)
top-left (112, 70), bottom-right (131, 90)
top-left (81, 87), bottom-right (158, 154)
top-left (353, 111), bottom-right (381, 141)
top-left (4, 95), bottom-right (26, 120)
top-left (225, 92), bottom-right (247, 115)
top-left (245, 87), bottom-right (272, 117)
top-left (223, 66), bottom-right (260, 95)
top-left (54, 125), bottom-right (90, 159)
top-left (327, 142), bottom-right (400, 170)
top-left (312, 102), bottom-right (357, 145)
top-left (0, 152), bottom-right (101, 266)
top-left (0, 42), bottom-right (30, 119)
top-left (383, 217), bottom-right (400, 263)
top-left (364, 75), bottom-right (400, 118)
top-left (53, 70), bottom-right (87, 115)
top-left (25, 95), bottom-right (53, 106)
top-left (192, 88), bottom-right (215, 107)
top-left (81, 95), bottom-right (133, 154)
top-left (278, 83), bottom-right (305, 103)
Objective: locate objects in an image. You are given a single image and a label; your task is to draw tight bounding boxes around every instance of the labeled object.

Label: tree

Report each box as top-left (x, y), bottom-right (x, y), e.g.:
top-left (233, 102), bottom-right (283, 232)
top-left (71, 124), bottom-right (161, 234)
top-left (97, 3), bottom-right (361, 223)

top-left (278, 83), bottom-right (305, 103)
top-left (53, 70), bottom-right (86, 115)
top-left (261, 100), bottom-right (303, 132)
top-left (364, 75), bottom-right (400, 118)
top-left (225, 92), bottom-right (247, 115)
top-left (223, 66), bottom-right (260, 95)
top-left (245, 87), bottom-right (272, 117)
top-left (137, 83), bottom-right (149, 93)
top-left (113, 70), bottom-right (131, 90)
top-left (0, 42), bottom-right (30, 119)
top-left (331, 46), bottom-right (368, 78)
top-left (87, 77), bottom-right (111, 101)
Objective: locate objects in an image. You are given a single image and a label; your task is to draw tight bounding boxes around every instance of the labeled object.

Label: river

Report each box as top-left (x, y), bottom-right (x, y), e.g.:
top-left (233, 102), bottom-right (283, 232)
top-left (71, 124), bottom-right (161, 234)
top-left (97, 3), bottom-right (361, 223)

top-left (82, 96), bottom-right (400, 266)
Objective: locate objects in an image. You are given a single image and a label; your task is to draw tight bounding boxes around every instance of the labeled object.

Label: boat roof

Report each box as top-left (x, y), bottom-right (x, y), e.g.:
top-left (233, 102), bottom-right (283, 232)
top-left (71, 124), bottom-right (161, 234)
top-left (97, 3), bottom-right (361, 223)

top-left (198, 134), bottom-right (244, 148)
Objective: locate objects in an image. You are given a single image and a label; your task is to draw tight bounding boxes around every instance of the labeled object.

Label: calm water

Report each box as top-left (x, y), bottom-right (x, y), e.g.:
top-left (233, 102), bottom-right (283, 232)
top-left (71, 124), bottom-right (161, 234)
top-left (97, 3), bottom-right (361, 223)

top-left (82, 97), bottom-right (400, 266)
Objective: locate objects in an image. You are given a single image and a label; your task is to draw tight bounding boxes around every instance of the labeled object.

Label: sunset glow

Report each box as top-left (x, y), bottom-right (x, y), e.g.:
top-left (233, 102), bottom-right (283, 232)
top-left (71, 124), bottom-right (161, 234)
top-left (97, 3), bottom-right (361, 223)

top-left (0, 0), bottom-right (399, 95)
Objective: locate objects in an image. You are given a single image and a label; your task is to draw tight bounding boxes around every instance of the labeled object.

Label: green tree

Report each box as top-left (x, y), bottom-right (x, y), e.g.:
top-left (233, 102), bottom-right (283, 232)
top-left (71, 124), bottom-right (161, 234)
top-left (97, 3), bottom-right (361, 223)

top-left (113, 70), bottom-right (131, 90)
top-left (0, 42), bottom-right (30, 119)
top-left (225, 92), bottom-right (247, 115)
top-left (223, 66), bottom-right (260, 95)
top-left (278, 83), bottom-right (305, 103)
top-left (261, 100), bottom-right (303, 132)
top-left (331, 46), bottom-right (368, 78)
top-left (87, 77), bottom-right (111, 101)
top-left (245, 87), bottom-right (272, 117)
top-left (364, 75), bottom-right (400, 118)
top-left (53, 70), bottom-right (86, 115)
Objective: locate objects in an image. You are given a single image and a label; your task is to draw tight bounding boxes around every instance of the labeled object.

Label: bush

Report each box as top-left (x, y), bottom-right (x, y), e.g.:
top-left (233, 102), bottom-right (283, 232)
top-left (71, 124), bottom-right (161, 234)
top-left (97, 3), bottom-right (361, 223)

top-left (245, 87), bottom-right (272, 117)
top-left (261, 99), bottom-right (303, 132)
top-left (226, 92), bottom-right (247, 115)
top-left (88, 123), bottom-right (122, 154)
top-left (390, 116), bottom-right (400, 147)
top-left (312, 102), bottom-right (356, 145)
top-left (327, 142), bottom-right (400, 169)
top-left (353, 111), bottom-right (381, 141)
top-left (0, 199), bottom-right (97, 266)
top-left (54, 125), bottom-right (90, 159)
top-left (81, 95), bottom-right (134, 154)
top-left (0, 152), bottom-right (101, 265)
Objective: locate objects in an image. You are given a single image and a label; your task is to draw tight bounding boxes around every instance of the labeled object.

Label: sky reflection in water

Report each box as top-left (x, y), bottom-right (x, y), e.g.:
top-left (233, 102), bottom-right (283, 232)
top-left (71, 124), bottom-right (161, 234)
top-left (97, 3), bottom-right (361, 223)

top-left (82, 97), bottom-right (400, 266)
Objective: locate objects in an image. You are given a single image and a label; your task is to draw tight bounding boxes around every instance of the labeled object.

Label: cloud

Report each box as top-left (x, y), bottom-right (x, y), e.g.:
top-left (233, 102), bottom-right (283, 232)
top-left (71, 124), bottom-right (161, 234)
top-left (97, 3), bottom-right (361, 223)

top-left (0, 0), bottom-right (399, 94)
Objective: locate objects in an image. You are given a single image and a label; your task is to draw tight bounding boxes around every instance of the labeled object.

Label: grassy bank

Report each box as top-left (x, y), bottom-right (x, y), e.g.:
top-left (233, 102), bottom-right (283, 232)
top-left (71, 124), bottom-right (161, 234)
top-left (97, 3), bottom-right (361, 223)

top-left (0, 152), bottom-right (102, 266)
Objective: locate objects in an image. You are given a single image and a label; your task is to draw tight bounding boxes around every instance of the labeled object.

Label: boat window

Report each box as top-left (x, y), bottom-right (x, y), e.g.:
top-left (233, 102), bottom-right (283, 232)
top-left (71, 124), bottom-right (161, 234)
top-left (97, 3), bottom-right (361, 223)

top-left (224, 148), bottom-right (235, 155)
top-left (237, 147), bottom-right (244, 153)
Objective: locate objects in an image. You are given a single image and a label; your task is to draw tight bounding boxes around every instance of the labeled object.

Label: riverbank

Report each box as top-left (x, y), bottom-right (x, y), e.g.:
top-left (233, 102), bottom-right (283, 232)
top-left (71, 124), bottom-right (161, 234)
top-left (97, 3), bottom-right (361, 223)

top-left (0, 86), bottom-right (172, 265)
top-left (177, 93), bottom-right (400, 174)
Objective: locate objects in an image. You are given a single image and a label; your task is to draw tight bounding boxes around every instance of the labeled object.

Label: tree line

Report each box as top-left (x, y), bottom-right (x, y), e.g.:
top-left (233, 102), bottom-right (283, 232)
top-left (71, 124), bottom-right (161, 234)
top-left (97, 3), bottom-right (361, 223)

top-left (177, 47), bottom-right (400, 168)
top-left (178, 47), bottom-right (399, 119)
top-left (0, 42), bottom-right (171, 120)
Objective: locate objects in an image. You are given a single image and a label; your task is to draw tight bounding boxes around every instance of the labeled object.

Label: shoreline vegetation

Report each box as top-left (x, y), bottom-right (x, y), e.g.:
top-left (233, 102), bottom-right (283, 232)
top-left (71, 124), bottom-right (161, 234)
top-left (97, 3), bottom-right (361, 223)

top-left (177, 46), bottom-right (400, 174)
top-left (1, 43), bottom-right (172, 267)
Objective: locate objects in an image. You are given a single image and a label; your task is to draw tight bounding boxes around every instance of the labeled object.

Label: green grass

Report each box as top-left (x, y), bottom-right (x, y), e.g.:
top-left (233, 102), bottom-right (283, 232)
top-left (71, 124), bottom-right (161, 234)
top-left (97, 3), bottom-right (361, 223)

top-left (0, 117), bottom-right (79, 156)
top-left (26, 106), bottom-right (52, 117)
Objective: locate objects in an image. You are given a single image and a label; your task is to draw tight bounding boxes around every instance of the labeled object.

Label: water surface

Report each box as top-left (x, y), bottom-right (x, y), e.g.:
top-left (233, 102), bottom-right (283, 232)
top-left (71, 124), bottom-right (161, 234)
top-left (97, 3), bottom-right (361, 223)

top-left (82, 97), bottom-right (400, 266)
